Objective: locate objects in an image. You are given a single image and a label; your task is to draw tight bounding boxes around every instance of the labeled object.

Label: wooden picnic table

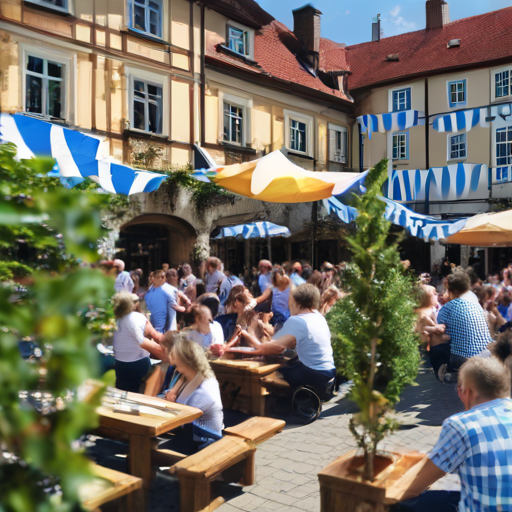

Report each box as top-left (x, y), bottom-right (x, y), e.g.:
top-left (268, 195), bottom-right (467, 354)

top-left (210, 358), bottom-right (283, 416)
top-left (96, 391), bottom-right (202, 491)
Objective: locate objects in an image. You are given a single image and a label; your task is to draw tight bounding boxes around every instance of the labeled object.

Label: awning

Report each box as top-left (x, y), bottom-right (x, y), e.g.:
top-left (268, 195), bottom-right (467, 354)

top-left (323, 195), bottom-right (467, 242)
top-left (193, 149), bottom-right (368, 203)
top-left (214, 221), bottom-right (291, 240)
top-left (0, 113), bottom-right (167, 195)
top-left (357, 110), bottom-right (424, 139)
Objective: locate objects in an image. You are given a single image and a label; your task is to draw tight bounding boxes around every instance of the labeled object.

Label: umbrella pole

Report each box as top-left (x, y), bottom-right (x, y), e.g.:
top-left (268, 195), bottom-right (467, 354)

top-left (268, 237), bottom-right (272, 263)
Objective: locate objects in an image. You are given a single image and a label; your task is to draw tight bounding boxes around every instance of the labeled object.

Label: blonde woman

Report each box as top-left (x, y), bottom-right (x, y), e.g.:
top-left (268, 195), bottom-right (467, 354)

top-left (112, 291), bottom-right (166, 393)
top-left (165, 337), bottom-right (223, 436)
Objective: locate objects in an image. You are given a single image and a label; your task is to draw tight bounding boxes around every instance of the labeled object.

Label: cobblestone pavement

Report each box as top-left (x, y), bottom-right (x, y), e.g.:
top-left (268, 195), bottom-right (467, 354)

top-left (88, 365), bottom-right (463, 512)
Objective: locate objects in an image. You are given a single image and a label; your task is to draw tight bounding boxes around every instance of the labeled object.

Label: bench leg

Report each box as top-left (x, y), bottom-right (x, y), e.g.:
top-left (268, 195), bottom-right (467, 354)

top-left (240, 451), bottom-right (256, 486)
top-left (121, 487), bottom-right (146, 512)
top-left (179, 476), bottom-right (212, 512)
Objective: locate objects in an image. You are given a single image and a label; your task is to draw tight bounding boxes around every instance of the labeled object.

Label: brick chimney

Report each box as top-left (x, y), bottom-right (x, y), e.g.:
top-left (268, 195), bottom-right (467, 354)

top-left (426, 0), bottom-right (450, 29)
top-left (293, 4), bottom-right (322, 54)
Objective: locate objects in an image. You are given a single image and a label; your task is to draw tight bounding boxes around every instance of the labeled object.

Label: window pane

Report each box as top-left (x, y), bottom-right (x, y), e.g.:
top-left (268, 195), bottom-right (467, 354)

top-left (43, 0), bottom-right (66, 6)
top-left (47, 80), bottom-right (61, 118)
top-left (134, 5), bottom-right (146, 31)
top-left (25, 75), bottom-right (43, 113)
top-left (148, 102), bottom-right (160, 133)
top-left (27, 55), bottom-right (43, 74)
top-left (133, 100), bottom-right (145, 130)
top-left (134, 80), bottom-right (146, 98)
top-left (147, 84), bottom-right (160, 98)
top-left (47, 61), bottom-right (62, 79)
top-left (149, 1), bottom-right (160, 8)
top-left (149, 10), bottom-right (159, 35)
top-left (224, 111), bottom-right (230, 140)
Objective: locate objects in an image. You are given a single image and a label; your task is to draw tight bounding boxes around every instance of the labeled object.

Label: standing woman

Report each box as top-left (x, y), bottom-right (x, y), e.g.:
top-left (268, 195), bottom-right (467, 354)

top-left (112, 292), bottom-right (165, 393)
top-left (256, 267), bottom-right (293, 330)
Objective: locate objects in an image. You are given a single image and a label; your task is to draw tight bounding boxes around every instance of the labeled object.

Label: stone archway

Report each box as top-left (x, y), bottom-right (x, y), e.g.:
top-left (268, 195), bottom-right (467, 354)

top-left (117, 214), bottom-right (197, 278)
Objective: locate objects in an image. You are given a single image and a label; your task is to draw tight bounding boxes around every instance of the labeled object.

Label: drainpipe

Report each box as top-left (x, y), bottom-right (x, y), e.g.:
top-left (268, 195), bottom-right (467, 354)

top-left (200, 2), bottom-right (206, 145)
top-left (424, 78), bottom-right (430, 216)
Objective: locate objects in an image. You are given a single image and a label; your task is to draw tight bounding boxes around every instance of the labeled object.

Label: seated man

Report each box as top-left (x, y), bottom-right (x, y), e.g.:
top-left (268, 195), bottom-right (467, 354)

top-left (389, 357), bottom-right (512, 512)
top-left (437, 272), bottom-right (493, 380)
top-left (238, 284), bottom-right (336, 399)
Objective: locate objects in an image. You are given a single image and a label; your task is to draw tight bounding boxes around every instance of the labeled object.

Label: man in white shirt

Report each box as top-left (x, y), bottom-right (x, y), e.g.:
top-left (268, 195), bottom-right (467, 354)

top-left (113, 259), bottom-right (134, 293)
top-left (205, 257), bottom-right (225, 293)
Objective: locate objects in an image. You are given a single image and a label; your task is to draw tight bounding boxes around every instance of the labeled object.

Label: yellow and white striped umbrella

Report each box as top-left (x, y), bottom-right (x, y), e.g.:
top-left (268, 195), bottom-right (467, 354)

top-left (195, 150), bottom-right (367, 203)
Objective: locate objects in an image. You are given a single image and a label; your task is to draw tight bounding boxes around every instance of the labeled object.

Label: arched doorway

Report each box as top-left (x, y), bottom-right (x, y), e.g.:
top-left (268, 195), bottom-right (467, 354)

top-left (117, 214), bottom-right (197, 280)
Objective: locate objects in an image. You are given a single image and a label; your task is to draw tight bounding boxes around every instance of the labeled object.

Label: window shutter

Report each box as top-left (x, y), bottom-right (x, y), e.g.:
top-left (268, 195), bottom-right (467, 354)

top-left (329, 129), bottom-right (336, 162)
top-left (341, 128), bottom-right (347, 163)
top-left (406, 89), bottom-right (411, 110)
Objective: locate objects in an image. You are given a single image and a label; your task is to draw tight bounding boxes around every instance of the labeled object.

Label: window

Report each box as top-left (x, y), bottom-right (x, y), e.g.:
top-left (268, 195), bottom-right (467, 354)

top-left (290, 119), bottom-right (307, 153)
top-left (392, 132), bottom-right (408, 160)
top-left (228, 26), bottom-right (249, 56)
top-left (132, 79), bottom-right (162, 133)
top-left (496, 126), bottom-right (512, 165)
top-left (130, 0), bottom-right (163, 38)
top-left (392, 88), bottom-right (411, 112)
top-left (496, 70), bottom-right (510, 98)
top-left (25, 54), bottom-right (64, 119)
top-left (25, 0), bottom-right (69, 12)
top-left (448, 80), bottom-right (466, 107)
top-left (449, 133), bottom-right (467, 160)
top-left (328, 124), bottom-right (347, 164)
top-left (223, 102), bottom-right (243, 144)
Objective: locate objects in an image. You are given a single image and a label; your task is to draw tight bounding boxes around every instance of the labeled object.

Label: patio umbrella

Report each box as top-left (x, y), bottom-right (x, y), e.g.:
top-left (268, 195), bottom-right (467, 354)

top-left (193, 150), bottom-right (368, 203)
top-left (444, 209), bottom-right (512, 247)
top-left (213, 221), bottom-right (291, 262)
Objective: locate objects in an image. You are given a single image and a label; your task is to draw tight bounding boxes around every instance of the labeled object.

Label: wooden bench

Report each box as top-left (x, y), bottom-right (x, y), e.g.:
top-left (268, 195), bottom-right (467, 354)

top-left (80, 463), bottom-right (143, 512)
top-left (261, 374), bottom-right (292, 394)
top-left (171, 417), bottom-right (286, 512)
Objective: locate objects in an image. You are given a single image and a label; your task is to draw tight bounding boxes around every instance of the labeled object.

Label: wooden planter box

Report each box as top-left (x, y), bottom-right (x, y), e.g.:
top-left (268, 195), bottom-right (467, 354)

top-left (318, 449), bottom-right (425, 512)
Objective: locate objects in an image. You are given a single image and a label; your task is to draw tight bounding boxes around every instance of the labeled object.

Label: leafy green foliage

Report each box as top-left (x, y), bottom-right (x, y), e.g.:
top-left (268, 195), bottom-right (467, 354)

top-left (0, 144), bottom-right (114, 511)
top-left (326, 159), bottom-right (419, 480)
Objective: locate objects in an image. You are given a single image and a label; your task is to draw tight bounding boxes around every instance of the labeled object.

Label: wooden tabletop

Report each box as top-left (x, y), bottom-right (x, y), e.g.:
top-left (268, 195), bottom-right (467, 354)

top-left (210, 359), bottom-right (283, 375)
top-left (97, 391), bottom-right (202, 437)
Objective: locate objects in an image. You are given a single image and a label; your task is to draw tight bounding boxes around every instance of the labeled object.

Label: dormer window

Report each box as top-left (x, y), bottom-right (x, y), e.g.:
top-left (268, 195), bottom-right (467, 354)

top-left (228, 26), bottom-right (249, 56)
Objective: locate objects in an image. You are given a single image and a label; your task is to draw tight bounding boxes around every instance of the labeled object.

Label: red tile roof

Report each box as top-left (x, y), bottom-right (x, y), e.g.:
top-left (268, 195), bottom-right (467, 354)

top-left (206, 20), bottom-right (352, 102)
top-left (345, 6), bottom-right (512, 90)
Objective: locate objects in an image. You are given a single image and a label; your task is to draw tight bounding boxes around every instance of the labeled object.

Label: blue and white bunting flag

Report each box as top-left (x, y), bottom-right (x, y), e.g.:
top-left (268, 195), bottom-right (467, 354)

top-left (357, 110), bottom-right (425, 139)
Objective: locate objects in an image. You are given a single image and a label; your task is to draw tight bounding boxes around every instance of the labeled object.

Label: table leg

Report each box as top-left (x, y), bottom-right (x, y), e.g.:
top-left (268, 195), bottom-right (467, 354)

top-left (128, 434), bottom-right (153, 490)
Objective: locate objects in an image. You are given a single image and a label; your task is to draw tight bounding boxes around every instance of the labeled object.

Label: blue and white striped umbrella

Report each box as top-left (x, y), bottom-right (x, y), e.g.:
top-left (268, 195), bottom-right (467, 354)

top-left (214, 221), bottom-right (291, 240)
top-left (323, 195), bottom-right (467, 242)
top-left (0, 113), bottom-right (167, 195)
top-left (432, 103), bottom-right (512, 133)
top-left (358, 110), bottom-right (424, 139)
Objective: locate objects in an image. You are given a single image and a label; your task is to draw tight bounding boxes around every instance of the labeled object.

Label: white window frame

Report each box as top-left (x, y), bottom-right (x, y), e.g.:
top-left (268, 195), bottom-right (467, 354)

top-left (328, 123), bottom-right (348, 164)
top-left (392, 131), bottom-right (409, 160)
top-left (20, 45), bottom-right (71, 121)
top-left (492, 65), bottom-right (512, 102)
top-left (447, 79), bottom-right (467, 109)
top-left (217, 91), bottom-right (252, 147)
top-left (284, 110), bottom-right (313, 157)
top-left (447, 133), bottom-right (467, 161)
top-left (225, 20), bottom-right (254, 60)
top-left (223, 101), bottom-right (244, 146)
top-left (128, 0), bottom-right (164, 39)
top-left (132, 78), bottom-right (163, 134)
top-left (25, 0), bottom-right (70, 14)
top-left (126, 66), bottom-right (169, 136)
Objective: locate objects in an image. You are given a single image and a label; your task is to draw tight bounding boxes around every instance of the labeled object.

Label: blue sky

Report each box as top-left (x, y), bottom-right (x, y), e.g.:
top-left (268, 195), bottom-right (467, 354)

top-left (255, 0), bottom-right (512, 46)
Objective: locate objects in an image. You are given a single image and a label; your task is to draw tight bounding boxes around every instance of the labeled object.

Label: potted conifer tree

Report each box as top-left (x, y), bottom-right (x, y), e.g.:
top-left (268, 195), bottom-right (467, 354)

top-left (319, 160), bottom-right (422, 511)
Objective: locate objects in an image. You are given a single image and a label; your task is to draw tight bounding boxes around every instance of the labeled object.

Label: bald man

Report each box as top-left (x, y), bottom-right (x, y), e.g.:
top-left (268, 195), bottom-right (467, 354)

top-left (389, 357), bottom-right (512, 512)
top-left (113, 259), bottom-right (134, 293)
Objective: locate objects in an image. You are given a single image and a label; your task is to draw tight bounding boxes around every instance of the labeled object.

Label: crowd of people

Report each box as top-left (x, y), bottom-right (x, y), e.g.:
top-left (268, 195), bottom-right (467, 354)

top-left (107, 256), bottom-right (342, 445)
top-left (106, 255), bottom-right (512, 511)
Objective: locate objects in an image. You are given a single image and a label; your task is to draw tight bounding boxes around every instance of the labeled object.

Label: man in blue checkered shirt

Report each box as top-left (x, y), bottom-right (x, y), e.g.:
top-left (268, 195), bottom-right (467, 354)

top-left (389, 357), bottom-right (512, 512)
top-left (436, 272), bottom-right (492, 380)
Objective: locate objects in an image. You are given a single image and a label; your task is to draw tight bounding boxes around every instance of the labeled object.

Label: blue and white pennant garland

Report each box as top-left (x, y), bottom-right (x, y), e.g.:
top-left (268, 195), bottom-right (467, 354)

top-left (357, 110), bottom-right (424, 139)
top-left (433, 103), bottom-right (512, 133)
top-left (0, 113), bottom-right (167, 195)
top-left (387, 163), bottom-right (488, 202)
top-left (323, 195), bottom-right (467, 242)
